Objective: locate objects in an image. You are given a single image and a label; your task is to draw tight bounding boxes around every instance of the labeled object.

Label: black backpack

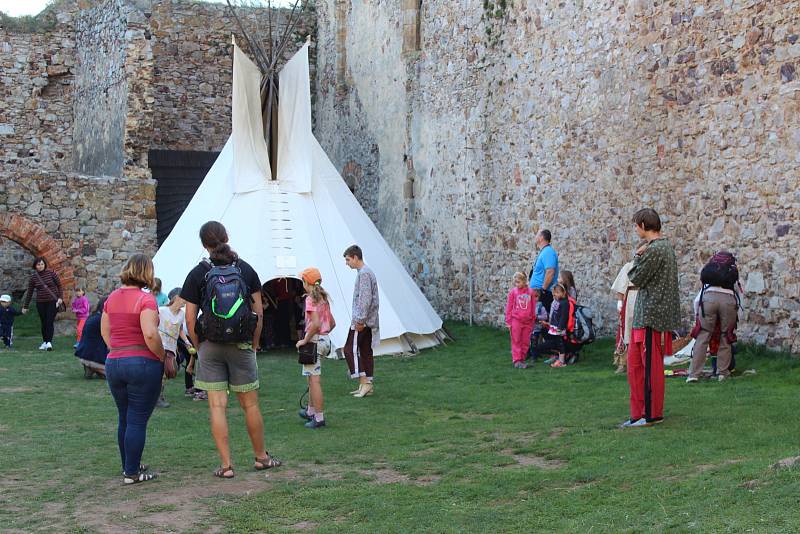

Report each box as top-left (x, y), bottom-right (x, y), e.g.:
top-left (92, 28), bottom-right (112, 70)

top-left (572, 305), bottom-right (596, 345)
top-left (700, 251), bottom-right (739, 290)
top-left (196, 260), bottom-right (257, 343)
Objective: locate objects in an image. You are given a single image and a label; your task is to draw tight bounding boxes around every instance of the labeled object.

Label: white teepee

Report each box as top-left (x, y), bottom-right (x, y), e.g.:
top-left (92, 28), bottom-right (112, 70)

top-left (153, 43), bottom-right (445, 355)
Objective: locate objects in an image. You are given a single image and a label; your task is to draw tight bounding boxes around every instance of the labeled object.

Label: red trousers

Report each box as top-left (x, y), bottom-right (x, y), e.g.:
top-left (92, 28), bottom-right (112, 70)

top-left (627, 327), bottom-right (671, 421)
top-left (76, 318), bottom-right (87, 342)
top-left (509, 319), bottom-right (534, 363)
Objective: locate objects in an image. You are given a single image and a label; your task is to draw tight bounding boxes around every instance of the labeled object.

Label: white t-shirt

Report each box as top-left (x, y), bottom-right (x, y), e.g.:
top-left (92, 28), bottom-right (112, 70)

top-left (158, 306), bottom-right (185, 353)
top-left (611, 262), bottom-right (638, 344)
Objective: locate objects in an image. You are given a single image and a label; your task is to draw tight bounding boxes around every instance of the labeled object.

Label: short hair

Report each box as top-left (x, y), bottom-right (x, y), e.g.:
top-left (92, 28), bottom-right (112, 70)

top-left (119, 253), bottom-right (155, 289)
top-left (167, 287), bottom-right (181, 301)
top-left (539, 229), bottom-right (552, 243)
top-left (343, 245), bottom-right (363, 260)
top-left (32, 256), bottom-right (47, 269)
top-left (632, 208), bottom-right (662, 232)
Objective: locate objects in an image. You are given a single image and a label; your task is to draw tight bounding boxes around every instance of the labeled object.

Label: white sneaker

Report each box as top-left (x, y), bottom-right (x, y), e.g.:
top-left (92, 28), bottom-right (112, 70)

top-left (685, 376), bottom-right (698, 383)
top-left (45, 342), bottom-right (53, 351)
top-left (39, 342), bottom-right (48, 350)
top-left (718, 375), bottom-right (727, 382)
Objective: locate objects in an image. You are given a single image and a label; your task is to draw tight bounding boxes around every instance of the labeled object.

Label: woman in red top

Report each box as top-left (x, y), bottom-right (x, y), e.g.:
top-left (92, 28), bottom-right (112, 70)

top-left (101, 254), bottom-right (166, 485)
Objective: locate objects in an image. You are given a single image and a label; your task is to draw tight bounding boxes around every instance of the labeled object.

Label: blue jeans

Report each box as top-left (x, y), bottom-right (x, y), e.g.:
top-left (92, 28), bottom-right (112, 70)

top-left (106, 357), bottom-right (163, 476)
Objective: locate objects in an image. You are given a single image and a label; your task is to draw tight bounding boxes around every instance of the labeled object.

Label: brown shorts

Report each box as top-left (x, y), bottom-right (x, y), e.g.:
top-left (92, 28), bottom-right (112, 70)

top-left (194, 341), bottom-right (259, 393)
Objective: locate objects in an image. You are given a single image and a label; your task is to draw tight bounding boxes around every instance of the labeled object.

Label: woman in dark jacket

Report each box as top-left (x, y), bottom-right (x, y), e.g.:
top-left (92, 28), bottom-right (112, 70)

top-left (75, 298), bottom-right (108, 378)
top-left (21, 256), bottom-right (63, 351)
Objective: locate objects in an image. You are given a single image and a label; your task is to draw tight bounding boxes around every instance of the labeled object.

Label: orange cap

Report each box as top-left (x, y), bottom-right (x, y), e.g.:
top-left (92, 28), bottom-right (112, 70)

top-left (300, 267), bottom-right (322, 286)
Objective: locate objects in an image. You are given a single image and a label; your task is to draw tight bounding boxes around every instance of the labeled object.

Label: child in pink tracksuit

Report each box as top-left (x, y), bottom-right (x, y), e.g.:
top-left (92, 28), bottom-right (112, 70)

top-left (71, 289), bottom-right (91, 344)
top-left (506, 272), bottom-right (537, 369)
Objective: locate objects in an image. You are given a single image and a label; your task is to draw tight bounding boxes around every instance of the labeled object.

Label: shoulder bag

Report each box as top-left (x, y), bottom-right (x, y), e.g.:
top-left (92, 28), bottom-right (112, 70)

top-left (34, 271), bottom-right (66, 312)
top-left (297, 341), bottom-right (318, 365)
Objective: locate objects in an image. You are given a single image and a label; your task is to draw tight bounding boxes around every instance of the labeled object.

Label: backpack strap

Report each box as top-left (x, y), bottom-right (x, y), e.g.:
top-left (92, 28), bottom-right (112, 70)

top-left (699, 285), bottom-right (707, 318)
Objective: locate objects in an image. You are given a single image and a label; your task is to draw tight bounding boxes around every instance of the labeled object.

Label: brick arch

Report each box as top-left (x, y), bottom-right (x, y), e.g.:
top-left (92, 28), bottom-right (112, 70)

top-left (0, 212), bottom-right (75, 303)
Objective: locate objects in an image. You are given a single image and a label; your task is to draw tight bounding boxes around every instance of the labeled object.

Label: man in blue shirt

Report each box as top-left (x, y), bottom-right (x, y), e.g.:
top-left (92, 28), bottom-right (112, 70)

top-left (529, 229), bottom-right (559, 312)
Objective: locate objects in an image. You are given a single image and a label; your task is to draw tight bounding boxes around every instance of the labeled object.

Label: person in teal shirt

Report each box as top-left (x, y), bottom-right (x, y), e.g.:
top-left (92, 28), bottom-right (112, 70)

top-left (152, 277), bottom-right (169, 307)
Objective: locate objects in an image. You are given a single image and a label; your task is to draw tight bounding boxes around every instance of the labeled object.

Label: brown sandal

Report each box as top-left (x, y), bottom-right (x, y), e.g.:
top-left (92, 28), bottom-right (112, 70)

top-left (254, 452), bottom-right (282, 470)
top-left (213, 466), bottom-right (235, 479)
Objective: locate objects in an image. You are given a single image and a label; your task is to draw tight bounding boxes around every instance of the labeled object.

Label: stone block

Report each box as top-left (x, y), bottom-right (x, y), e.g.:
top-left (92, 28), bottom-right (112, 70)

top-left (96, 249), bottom-right (113, 260)
top-left (745, 272), bottom-right (766, 294)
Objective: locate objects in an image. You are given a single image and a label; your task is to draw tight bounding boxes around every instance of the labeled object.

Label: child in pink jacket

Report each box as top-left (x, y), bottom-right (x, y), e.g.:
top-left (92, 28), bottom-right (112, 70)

top-left (506, 272), bottom-right (537, 369)
top-left (71, 288), bottom-right (90, 344)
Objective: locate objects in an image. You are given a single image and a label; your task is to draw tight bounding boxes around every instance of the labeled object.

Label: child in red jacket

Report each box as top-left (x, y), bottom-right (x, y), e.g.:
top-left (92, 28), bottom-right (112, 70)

top-left (505, 272), bottom-right (537, 369)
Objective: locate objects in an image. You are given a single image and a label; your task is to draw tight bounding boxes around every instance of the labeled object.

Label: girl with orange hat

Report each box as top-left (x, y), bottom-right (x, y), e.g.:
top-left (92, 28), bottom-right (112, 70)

top-left (296, 267), bottom-right (336, 429)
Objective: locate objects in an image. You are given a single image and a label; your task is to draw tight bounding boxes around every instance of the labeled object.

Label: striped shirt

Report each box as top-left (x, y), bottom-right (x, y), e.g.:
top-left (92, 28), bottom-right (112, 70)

top-left (23, 269), bottom-right (63, 307)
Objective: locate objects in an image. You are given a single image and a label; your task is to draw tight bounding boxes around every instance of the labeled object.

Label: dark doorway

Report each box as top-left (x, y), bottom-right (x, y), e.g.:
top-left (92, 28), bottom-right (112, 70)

top-left (149, 149), bottom-right (219, 246)
top-left (260, 277), bottom-right (304, 352)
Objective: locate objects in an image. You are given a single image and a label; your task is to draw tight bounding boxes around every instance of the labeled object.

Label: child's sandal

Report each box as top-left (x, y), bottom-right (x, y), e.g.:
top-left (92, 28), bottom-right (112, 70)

top-left (213, 466), bottom-right (235, 479)
top-left (254, 452), bottom-right (282, 470)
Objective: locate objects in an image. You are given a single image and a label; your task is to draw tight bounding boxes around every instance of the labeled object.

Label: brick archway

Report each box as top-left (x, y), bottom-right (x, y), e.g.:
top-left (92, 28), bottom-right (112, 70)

top-left (0, 212), bottom-right (75, 303)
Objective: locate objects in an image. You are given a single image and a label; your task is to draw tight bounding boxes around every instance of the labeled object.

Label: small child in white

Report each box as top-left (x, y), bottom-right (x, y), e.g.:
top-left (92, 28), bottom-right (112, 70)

top-left (157, 288), bottom-right (194, 408)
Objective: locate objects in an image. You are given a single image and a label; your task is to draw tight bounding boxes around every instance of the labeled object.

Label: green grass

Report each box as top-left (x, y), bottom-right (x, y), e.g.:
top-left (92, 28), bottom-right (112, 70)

top-left (1, 322), bottom-right (799, 532)
top-left (9, 304), bottom-right (42, 337)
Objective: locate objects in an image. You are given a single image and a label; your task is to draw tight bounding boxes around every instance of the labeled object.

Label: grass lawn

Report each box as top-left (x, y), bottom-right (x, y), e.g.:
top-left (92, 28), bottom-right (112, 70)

top-left (1, 321), bottom-right (799, 533)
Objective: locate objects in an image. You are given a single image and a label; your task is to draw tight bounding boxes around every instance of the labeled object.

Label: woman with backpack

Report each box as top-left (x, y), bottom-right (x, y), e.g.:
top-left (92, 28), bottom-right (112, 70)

top-left (180, 221), bottom-right (281, 478)
top-left (686, 251), bottom-right (740, 383)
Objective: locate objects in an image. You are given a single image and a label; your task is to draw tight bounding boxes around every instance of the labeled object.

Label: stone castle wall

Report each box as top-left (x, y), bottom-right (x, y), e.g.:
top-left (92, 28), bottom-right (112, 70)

top-left (0, 239), bottom-right (33, 298)
top-left (315, 0), bottom-right (800, 350)
top-left (0, 172), bottom-right (158, 305)
top-left (0, 5), bottom-right (75, 172)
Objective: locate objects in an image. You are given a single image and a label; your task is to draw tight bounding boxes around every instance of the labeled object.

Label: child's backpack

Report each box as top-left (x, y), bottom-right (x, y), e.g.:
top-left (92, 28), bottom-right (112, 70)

top-left (572, 304), bottom-right (596, 345)
top-left (197, 260), bottom-right (257, 343)
top-left (566, 297), bottom-right (577, 335)
top-left (700, 251), bottom-right (739, 290)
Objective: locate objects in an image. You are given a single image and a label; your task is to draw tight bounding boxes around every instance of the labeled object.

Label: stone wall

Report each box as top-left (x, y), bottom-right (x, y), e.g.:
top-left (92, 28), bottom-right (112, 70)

top-left (0, 238), bottom-right (33, 298)
top-left (315, 0), bottom-right (800, 350)
top-left (73, 0), bottom-right (130, 176)
top-left (0, 2), bottom-right (76, 171)
top-left (0, 172), bottom-right (158, 304)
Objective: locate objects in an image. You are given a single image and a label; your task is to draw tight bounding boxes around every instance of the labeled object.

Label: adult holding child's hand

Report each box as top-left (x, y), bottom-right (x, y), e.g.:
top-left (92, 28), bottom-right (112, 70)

top-left (22, 256), bottom-right (63, 351)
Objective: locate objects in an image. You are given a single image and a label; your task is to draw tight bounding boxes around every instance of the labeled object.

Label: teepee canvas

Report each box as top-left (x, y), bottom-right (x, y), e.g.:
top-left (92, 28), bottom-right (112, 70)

top-left (153, 42), bottom-right (445, 355)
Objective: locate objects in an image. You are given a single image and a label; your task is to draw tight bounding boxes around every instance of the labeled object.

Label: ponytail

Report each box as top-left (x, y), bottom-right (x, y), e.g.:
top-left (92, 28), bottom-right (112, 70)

top-left (209, 242), bottom-right (237, 264)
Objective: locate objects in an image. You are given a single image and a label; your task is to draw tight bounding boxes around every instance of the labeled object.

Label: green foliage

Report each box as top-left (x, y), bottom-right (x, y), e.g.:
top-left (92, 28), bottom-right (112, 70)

top-left (481, 0), bottom-right (508, 48)
top-left (1, 323), bottom-right (800, 531)
top-left (0, 1), bottom-right (58, 33)
top-left (9, 306), bottom-right (42, 338)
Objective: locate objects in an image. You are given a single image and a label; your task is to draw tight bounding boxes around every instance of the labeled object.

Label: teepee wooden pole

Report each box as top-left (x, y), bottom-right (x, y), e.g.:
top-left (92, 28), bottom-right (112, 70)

top-left (225, 0), bottom-right (270, 73)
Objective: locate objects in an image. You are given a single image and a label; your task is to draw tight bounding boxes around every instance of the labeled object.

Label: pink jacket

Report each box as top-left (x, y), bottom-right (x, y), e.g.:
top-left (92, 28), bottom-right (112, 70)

top-left (72, 295), bottom-right (90, 320)
top-left (505, 287), bottom-right (537, 325)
